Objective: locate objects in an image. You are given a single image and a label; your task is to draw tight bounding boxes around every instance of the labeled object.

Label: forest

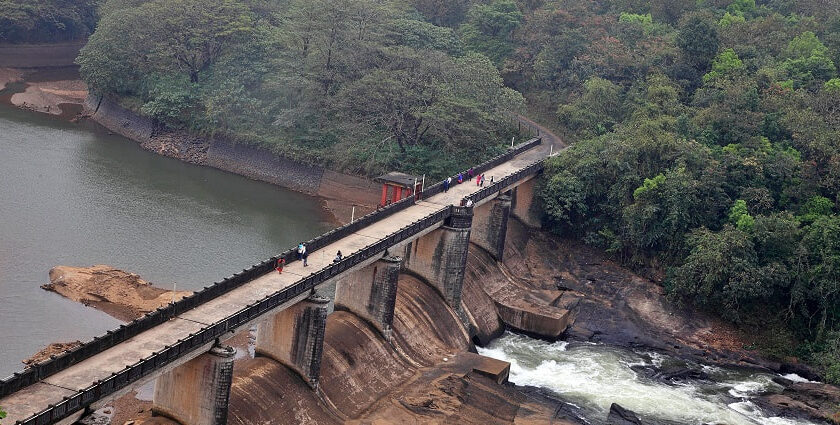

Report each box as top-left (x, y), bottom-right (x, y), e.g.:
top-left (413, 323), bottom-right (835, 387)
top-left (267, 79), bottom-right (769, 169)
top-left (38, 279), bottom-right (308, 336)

top-left (5, 0), bottom-right (840, 384)
top-left (74, 0), bottom-right (524, 178)
top-left (527, 0), bottom-right (840, 383)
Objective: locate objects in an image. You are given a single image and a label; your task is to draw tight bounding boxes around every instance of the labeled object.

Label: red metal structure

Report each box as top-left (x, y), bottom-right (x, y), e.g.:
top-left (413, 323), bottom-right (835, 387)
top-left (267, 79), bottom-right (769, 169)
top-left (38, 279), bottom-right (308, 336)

top-left (375, 172), bottom-right (423, 207)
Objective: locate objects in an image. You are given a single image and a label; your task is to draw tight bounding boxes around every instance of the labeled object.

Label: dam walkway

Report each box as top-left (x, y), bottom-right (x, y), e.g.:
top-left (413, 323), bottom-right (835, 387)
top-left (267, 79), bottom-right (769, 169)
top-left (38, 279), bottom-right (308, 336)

top-left (0, 138), bottom-right (550, 425)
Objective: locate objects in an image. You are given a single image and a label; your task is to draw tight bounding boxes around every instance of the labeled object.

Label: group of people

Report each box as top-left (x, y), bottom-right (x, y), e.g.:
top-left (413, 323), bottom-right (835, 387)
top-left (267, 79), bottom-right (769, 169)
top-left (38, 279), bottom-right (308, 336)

top-left (443, 167), bottom-right (492, 193)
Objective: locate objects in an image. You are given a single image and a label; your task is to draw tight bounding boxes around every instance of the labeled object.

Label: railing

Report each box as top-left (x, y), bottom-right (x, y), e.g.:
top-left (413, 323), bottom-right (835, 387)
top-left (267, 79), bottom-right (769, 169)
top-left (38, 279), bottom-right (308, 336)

top-left (0, 191), bottom-right (419, 399)
top-left (12, 205), bottom-right (452, 425)
top-left (464, 158), bottom-right (546, 205)
top-left (1, 136), bottom-right (545, 424)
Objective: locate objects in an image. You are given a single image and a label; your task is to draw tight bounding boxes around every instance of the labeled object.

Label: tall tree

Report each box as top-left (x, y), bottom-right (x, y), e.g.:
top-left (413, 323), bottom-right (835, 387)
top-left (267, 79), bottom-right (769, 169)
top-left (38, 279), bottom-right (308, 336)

top-left (459, 0), bottom-right (523, 65)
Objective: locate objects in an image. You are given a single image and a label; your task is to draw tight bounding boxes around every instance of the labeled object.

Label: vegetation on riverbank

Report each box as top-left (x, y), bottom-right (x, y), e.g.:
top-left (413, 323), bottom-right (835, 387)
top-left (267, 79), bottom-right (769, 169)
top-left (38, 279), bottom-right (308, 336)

top-left (76, 0), bottom-right (524, 178)
top-left (0, 0), bottom-right (100, 43)
top-left (520, 0), bottom-right (840, 382)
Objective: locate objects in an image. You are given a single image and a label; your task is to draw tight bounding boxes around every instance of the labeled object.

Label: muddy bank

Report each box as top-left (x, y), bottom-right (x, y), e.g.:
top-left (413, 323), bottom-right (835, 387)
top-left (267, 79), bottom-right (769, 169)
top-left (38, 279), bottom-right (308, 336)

top-left (11, 78), bottom-right (86, 117)
top-left (42, 265), bottom-right (192, 322)
top-left (1, 67), bottom-right (87, 119)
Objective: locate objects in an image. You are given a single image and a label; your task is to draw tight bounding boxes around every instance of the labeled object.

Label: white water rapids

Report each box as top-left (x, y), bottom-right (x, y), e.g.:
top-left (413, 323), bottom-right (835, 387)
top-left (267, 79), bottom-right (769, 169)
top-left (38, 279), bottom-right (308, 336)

top-left (478, 332), bottom-right (822, 425)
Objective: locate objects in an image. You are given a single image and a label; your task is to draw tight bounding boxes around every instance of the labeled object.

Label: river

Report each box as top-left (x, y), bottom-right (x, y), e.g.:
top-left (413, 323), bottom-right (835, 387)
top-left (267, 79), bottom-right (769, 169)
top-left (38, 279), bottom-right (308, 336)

top-left (479, 332), bottom-right (822, 425)
top-left (0, 102), bottom-right (332, 378)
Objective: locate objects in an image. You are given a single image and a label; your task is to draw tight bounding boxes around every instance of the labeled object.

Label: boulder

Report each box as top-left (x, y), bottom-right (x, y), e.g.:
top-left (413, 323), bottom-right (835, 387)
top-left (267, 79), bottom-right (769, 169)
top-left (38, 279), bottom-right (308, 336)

top-left (755, 382), bottom-right (840, 424)
top-left (654, 367), bottom-right (709, 382)
top-left (607, 403), bottom-right (642, 425)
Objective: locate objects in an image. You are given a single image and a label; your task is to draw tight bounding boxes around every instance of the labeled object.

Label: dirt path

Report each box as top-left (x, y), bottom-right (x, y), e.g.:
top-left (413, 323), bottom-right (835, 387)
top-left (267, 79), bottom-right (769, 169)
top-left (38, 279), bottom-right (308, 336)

top-left (517, 114), bottom-right (567, 149)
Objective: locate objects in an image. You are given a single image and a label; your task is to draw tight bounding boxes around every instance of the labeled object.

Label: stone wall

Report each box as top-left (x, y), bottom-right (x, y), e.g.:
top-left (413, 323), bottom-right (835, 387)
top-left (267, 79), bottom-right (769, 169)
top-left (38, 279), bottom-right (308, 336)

top-left (205, 138), bottom-right (325, 194)
top-left (0, 42), bottom-right (85, 68)
top-left (86, 96), bottom-right (155, 143)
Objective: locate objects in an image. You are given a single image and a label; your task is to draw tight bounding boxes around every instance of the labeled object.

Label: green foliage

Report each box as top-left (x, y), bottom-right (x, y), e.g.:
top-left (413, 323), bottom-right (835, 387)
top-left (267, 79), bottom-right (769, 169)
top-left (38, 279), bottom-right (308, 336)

top-left (619, 13), bottom-right (655, 34)
top-left (633, 174), bottom-right (665, 199)
top-left (0, 0), bottom-right (101, 42)
top-left (668, 226), bottom-right (762, 320)
top-left (719, 12), bottom-right (746, 28)
top-left (729, 199), bottom-right (755, 231)
top-left (703, 48), bottom-right (745, 83)
top-left (677, 13), bottom-right (720, 68)
top-left (529, 0), bottom-right (840, 380)
top-left (810, 332), bottom-right (840, 385)
top-left (557, 77), bottom-right (624, 138)
top-left (0, 406), bottom-right (5, 422)
top-left (824, 78), bottom-right (840, 92)
top-left (783, 32), bottom-right (837, 87)
top-left (727, 0), bottom-right (756, 15)
top-left (458, 0), bottom-right (523, 65)
top-left (799, 195), bottom-right (835, 223)
top-left (81, 0), bottom-right (521, 178)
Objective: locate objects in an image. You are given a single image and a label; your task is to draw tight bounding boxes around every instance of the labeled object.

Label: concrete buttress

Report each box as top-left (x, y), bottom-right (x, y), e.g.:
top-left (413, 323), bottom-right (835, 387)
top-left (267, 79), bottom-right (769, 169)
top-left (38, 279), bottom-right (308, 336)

top-left (152, 342), bottom-right (235, 425)
top-left (255, 292), bottom-right (329, 389)
top-left (510, 178), bottom-right (542, 228)
top-left (403, 206), bottom-right (472, 309)
top-left (470, 194), bottom-right (511, 261)
top-left (334, 255), bottom-right (402, 341)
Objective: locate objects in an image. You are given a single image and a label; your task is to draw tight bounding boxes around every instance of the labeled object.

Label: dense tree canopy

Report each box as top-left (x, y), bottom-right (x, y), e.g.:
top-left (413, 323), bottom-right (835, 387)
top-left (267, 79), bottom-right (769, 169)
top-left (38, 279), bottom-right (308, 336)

top-left (520, 0), bottom-right (840, 381)
top-left (78, 0), bottom-right (522, 177)
top-left (0, 0), bottom-right (101, 43)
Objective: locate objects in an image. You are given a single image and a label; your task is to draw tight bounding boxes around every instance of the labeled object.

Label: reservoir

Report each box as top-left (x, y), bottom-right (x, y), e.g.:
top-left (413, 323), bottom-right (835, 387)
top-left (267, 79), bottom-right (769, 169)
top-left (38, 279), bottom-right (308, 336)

top-left (0, 102), bottom-right (332, 378)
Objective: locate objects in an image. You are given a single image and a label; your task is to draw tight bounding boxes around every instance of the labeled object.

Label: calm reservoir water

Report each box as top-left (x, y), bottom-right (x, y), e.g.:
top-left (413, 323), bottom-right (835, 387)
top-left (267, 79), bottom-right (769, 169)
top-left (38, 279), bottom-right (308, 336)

top-left (0, 103), bottom-right (331, 377)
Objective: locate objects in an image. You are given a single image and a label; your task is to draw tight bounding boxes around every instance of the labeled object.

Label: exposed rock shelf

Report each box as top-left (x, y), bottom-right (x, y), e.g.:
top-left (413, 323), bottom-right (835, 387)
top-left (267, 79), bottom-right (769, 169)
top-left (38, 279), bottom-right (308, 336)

top-left (42, 265), bottom-right (192, 322)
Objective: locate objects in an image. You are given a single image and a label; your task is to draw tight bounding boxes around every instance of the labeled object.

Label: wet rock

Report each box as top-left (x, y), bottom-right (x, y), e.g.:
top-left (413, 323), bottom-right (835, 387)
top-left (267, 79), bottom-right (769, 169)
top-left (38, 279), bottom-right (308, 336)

top-left (754, 382), bottom-right (840, 424)
top-left (654, 367), bottom-right (709, 382)
top-left (772, 376), bottom-right (795, 387)
top-left (779, 362), bottom-right (822, 382)
top-left (607, 403), bottom-right (642, 425)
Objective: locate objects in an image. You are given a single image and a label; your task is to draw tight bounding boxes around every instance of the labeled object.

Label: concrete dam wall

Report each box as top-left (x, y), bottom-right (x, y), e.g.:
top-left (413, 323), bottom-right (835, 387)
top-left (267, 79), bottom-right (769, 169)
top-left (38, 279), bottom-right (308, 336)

top-left (227, 275), bottom-right (471, 424)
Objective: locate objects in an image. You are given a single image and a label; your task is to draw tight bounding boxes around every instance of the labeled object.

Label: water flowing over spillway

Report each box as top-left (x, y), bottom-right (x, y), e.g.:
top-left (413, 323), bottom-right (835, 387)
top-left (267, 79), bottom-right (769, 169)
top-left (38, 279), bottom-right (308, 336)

top-left (479, 332), bottom-right (821, 425)
top-left (0, 103), bottom-right (331, 377)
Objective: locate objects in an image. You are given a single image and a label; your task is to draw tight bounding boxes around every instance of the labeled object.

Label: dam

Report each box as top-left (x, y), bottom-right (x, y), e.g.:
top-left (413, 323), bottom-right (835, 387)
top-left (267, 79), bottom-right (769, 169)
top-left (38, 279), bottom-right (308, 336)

top-left (0, 138), bottom-right (554, 425)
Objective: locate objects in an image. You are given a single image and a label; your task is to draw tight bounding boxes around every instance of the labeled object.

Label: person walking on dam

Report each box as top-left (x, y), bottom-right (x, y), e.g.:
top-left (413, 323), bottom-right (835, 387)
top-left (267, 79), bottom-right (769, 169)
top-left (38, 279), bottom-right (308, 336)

top-left (444, 177), bottom-right (451, 192)
top-left (297, 243), bottom-right (306, 262)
